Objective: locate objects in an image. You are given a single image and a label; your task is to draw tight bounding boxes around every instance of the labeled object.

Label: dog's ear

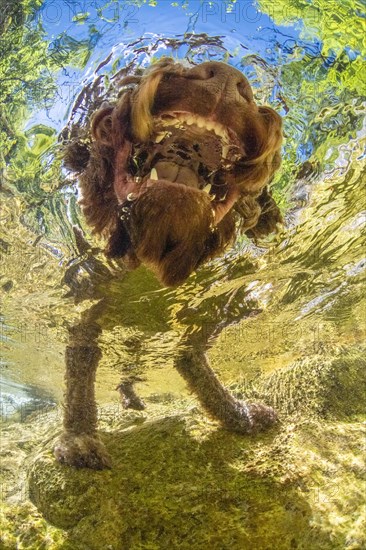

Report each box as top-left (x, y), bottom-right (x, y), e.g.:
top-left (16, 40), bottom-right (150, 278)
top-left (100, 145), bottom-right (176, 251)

top-left (257, 106), bottom-right (282, 171)
top-left (62, 140), bottom-right (90, 173)
top-left (242, 107), bottom-right (282, 238)
top-left (105, 217), bottom-right (132, 258)
top-left (245, 186), bottom-right (283, 239)
top-left (232, 105), bottom-right (282, 196)
top-left (62, 106), bottom-right (115, 174)
top-left (91, 106), bottom-right (114, 146)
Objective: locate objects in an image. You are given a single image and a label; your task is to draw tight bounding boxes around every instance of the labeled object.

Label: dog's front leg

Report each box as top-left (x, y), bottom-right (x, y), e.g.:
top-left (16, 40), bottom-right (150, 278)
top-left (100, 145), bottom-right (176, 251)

top-left (175, 336), bottom-right (277, 434)
top-left (54, 318), bottom-right (111, 469)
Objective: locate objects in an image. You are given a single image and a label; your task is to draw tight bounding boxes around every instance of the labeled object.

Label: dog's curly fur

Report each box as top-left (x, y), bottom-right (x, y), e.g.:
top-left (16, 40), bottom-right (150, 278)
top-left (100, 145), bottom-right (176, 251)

top-left (64, 58), bottom-right (282, 286)
top-left (55, 59), bottom-right (283, 469)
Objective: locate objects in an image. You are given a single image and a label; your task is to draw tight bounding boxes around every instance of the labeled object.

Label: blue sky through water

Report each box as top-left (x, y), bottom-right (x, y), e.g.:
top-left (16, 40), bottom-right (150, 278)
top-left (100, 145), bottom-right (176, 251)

top-left (28, 0), bottom-right (311, 130)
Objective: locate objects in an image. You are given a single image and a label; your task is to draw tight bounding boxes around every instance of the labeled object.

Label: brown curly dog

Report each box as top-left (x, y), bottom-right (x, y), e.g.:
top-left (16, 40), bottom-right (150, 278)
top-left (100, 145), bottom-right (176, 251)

top-left (55, 58), bottom-right (283, 468)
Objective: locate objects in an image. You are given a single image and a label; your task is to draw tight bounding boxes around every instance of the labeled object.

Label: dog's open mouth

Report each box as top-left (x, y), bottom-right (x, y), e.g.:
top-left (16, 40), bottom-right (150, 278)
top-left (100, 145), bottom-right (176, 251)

top-left (127, 111), bottom-right (244, 202)
top-left (65, 59), bottom-right (282, 286)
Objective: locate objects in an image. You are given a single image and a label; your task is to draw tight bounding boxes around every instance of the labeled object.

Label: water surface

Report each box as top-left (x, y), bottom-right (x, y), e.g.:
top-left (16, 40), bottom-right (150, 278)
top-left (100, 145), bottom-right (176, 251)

top-left (1, 0), bottom-right (364, 431)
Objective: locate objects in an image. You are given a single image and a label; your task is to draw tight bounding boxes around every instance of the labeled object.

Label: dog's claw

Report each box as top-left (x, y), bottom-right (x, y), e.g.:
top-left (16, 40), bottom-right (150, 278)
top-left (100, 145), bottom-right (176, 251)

top-left (54, 433), bottom-right (112, 470)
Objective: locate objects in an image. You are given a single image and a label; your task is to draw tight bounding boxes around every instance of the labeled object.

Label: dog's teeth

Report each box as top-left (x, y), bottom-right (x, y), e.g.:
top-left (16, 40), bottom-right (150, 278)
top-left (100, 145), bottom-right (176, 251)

top-left (212, 123), bottom-right (228, 139)
top-left (127, 193), bottom-right (136, 201)
top-left (203, 184), bottom-right (211, 194)
top-left (215, 126), bottom-right (225, 138)
top-left (222, 145), bottom-right (229, 158)
top-left (210, 194), bottom-right (216, 202)
top-left (159, 113), bottom-right (231, 144)
top-left (150, 168), bottom-right (159, 180)
top-left (155, 133), bottom-right (166, 143)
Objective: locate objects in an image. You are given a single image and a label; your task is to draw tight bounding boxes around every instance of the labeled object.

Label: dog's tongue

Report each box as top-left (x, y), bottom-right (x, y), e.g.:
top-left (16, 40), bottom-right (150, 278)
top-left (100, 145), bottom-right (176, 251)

top-left (152, 161), bottom-right (199, 188)
top-left (114, 164), bottom-right (199, 205)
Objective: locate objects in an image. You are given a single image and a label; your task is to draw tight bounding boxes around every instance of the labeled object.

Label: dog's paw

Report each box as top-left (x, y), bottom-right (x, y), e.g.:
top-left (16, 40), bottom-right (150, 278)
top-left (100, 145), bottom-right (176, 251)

top-left (244, 402), bottom-right (278, 431)
top-left (54, 433), bottom-right (111, 469)
top-left (227, 401), bottom-right (278, 434)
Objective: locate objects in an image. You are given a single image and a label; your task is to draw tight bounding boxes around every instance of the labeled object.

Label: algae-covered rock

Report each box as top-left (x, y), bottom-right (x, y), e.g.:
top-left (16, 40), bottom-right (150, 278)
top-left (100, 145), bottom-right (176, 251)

top-left (245, 346), bottom-right (366, 418)
top-left (27, 369), bottom-right (365, 550)
top-left (28, 412), bottom-right (316, 550)
top-left (2, 345), bottom-right (365, 549)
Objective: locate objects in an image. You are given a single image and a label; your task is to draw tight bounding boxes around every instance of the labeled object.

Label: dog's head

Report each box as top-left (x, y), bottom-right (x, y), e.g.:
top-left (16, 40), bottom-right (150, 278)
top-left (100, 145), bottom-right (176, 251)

top-left (64, 58), bottom-right (283, 286)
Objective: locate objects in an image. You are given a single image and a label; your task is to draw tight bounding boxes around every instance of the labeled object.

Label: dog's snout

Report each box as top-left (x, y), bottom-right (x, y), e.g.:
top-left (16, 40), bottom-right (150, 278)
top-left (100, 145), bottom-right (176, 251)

top-left (236, 78), bottom-right (253, 101)
top-left (185, 61), bottom-right (253, 102)
top-left (187, 62), bottom-right (218, 80)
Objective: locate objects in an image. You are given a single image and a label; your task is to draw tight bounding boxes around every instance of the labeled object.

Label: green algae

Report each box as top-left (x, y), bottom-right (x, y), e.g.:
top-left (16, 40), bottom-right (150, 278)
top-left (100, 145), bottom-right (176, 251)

top-left (1, 344), bottom-right (361, 550)
top-left (1, 1), bottom-right (365, 548)
top-left (0, 346), bottom-right (364, 549)
top-left (0, 503), bottom-right (67, 549)
top-left (26, 411), bottom-right (365, 549)
top-left (247, 346), bottom-right (366, 419)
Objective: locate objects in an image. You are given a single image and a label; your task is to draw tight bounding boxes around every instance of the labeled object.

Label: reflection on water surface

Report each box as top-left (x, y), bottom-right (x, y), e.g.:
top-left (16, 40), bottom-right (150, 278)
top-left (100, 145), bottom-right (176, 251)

top-left (0, 0), bottom-right (365, 546)
top-left (1, 0), bottom-right (364, 419)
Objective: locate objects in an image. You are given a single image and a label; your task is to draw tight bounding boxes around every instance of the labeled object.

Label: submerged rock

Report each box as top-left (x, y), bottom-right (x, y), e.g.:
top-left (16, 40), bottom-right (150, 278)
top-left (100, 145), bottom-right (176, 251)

top-left (10, 344), bottom-right (363, 550)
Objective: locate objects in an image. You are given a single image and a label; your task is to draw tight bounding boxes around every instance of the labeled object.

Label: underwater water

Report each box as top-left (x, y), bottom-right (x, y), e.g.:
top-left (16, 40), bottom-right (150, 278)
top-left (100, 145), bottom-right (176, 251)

top-left (0, 1), bottom-right (365, 548)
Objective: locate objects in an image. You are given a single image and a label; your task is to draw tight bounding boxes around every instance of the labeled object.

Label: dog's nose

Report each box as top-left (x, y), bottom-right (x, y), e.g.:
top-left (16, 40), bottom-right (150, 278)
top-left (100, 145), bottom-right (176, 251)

top-left (185, 61), bottom-right (253, 102)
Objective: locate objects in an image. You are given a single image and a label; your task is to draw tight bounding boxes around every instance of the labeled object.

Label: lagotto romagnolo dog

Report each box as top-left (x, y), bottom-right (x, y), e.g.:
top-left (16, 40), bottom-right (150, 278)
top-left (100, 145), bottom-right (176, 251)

top-left (55, 58), bottom-right (283, 468)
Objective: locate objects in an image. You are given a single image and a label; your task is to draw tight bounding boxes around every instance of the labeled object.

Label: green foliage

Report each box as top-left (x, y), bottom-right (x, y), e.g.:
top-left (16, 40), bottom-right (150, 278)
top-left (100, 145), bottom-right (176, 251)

top-left (0, 1), bottom-right (50, 168)
top-left (0, 0), bottom-right (99, 196)
top-left (258, 0), bottom-right (365, 97)
top-left (2, 0), bottom-right (364, 209)
top-left (255, 0), bottom-right (365, 199)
